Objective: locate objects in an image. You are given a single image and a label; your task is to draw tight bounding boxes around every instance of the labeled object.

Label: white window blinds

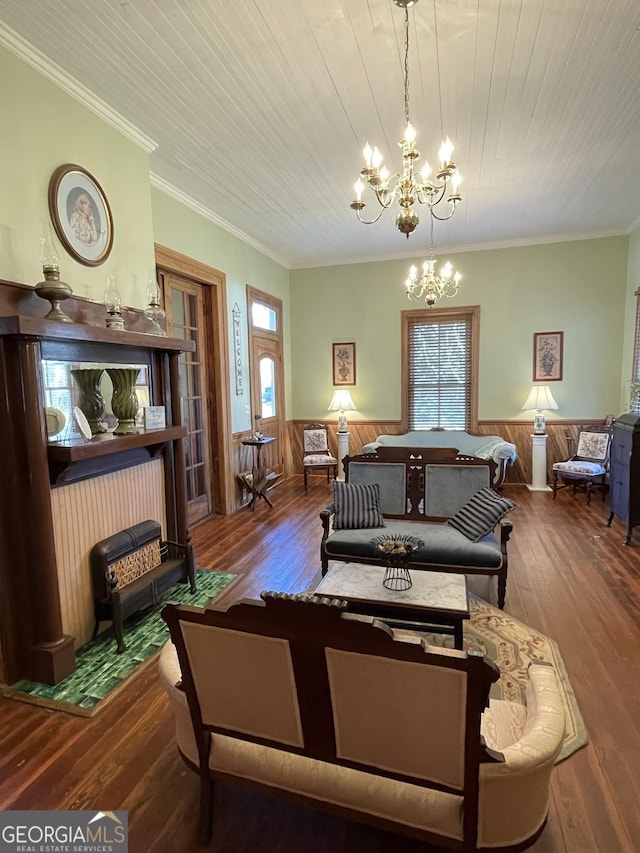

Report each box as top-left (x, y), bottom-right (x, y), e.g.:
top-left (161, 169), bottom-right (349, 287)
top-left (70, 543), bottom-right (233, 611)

top-left (406, 312), bottom-right (474, 429)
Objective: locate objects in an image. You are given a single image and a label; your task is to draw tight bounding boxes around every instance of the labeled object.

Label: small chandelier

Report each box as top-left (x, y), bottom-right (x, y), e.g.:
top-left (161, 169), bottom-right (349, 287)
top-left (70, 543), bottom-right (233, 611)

top-left (350, 0), bottom-right (462, 238)
top-left (405, 219), bottom-right (462, 307)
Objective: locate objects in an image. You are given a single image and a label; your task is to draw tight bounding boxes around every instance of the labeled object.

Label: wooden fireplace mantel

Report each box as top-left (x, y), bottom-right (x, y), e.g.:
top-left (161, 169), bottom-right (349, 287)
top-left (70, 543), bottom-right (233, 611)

top-left (47, 425), bottom-right (187, 485)
top-left (0, 306), bottom-right (195, 686)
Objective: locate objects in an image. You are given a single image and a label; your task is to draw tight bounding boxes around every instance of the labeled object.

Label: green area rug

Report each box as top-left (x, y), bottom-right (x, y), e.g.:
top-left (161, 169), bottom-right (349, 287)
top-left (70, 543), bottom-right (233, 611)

top-left (3, 570), bottom-right (237, 717)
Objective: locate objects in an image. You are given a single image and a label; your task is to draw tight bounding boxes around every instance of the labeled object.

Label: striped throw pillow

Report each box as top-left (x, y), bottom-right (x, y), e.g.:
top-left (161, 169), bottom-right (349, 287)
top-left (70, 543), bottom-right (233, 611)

top-left (447, 487), bottom-right (516, 542)
top-left (333, 481), bottom-right (385, 530)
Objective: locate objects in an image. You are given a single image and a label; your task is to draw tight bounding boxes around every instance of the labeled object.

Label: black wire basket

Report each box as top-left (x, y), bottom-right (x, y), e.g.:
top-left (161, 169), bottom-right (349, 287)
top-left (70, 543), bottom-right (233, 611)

top-left (369, 534), bottom-right (424, 591)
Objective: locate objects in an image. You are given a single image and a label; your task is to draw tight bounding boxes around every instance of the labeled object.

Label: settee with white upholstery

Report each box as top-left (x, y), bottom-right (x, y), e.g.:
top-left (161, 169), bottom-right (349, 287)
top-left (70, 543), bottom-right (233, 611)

top-left (160, 592), bottom-right (565, 850)
top-left (362, 430), bottom-right (517, 487)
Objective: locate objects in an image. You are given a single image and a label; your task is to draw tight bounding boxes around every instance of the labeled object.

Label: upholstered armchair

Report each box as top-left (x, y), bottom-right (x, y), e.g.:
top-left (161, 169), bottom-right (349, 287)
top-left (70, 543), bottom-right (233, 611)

top-left (302, 423), bottom-right (337, 491)
top-left (552, 426), bottom-right (611, 504)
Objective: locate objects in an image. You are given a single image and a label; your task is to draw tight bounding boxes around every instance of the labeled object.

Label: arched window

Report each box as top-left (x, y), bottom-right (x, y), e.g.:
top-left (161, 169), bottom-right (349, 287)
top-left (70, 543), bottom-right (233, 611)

top-left (260, 355), bottom-right (276, 418)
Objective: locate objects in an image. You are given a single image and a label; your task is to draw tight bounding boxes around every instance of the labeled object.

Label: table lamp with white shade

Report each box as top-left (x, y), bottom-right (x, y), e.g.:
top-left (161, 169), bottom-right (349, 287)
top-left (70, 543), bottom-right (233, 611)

top-left (521, 385), bottom-right (559, 490)
top-left (328, 389), bottom-right (357, 480)
top-left (521, 385), bottom-right (559, 434)
top-left (328, 389), bottom-right (357, 433)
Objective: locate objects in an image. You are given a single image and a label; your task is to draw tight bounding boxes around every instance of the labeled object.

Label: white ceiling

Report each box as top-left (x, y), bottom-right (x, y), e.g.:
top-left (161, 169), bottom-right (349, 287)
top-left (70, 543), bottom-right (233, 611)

top-left (2, 0), bottom-right (640, 269)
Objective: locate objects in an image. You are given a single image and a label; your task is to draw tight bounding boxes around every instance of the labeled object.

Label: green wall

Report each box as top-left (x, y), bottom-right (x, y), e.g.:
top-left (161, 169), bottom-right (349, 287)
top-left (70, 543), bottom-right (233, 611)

top-left (151, 189), bottom-right (291, 432)
top-left (622, 225), bottom-right (640, 405)
top-left (0, 44), bottom-right (290, 434)
top-left (290, 236), bottom-right (629, 424)
top-left (0, 46), bottom-right (155, 304)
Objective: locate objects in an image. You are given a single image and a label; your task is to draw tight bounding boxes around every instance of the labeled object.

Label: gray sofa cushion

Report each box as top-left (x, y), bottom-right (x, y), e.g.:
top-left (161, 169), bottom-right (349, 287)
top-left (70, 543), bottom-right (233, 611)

top-left (324, 520), bottom-right (503, 569)
top-left (447, 488), bottom-right (516, 542)
top-left (333, 481), bottom-right (385, 530)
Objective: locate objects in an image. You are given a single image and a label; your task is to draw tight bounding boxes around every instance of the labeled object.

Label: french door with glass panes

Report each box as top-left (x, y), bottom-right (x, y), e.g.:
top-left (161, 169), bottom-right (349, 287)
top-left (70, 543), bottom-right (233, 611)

top-left (164, 275), bottom-right (215, 525)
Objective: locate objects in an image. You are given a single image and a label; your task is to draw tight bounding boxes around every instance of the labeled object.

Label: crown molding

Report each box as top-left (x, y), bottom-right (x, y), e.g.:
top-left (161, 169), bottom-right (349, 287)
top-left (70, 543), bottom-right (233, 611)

top-left (290, 228), bottom-right (629, 270)
top-left (0, 22), bottom-right (157, 154)
top-left (626, 214), bottom-right (640, 235)
top-left (149, 174), bottom-right (291, 269)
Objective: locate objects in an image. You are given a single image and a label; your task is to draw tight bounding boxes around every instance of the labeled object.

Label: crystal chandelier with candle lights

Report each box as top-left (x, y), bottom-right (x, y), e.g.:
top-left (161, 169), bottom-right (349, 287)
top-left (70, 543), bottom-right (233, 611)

top-left (350, 0), bottom-right (462, 238)
top-left (405, 218), bottom-right (462, 306)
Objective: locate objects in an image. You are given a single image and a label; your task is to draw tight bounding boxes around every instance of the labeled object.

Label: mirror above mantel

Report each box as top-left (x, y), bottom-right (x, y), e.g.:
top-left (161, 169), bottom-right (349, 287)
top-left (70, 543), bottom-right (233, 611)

top-left (43, 359), bottom-right (150, 442)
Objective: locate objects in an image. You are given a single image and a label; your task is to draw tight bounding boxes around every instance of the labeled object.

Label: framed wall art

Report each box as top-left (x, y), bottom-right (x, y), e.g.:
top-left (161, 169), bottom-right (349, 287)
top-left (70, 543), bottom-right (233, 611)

top-left (332, 342), bottom-right (356, 386)
top-left (533, 331), bottom-right (563, 381)
top-left (48, 164), bottom-right (114, 266)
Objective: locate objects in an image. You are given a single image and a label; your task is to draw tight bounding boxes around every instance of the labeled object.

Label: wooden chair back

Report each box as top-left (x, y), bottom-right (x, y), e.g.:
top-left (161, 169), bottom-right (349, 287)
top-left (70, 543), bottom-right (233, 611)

top-left (162, 593), bottom-right (502, 847)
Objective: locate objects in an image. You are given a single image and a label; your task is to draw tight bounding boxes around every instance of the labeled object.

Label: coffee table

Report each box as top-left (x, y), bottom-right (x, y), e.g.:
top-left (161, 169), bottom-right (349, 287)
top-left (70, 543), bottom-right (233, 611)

top-left (314, 564), bottom-right (469, 649)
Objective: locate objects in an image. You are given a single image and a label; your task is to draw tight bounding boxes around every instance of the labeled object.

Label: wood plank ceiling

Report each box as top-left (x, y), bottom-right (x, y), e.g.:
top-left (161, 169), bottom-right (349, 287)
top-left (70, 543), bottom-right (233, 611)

top-left (1, 0), bottom-right (640, 268)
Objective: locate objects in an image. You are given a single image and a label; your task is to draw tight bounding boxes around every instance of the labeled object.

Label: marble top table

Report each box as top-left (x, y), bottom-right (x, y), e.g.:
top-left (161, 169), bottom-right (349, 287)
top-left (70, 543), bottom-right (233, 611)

top-left (314, 564), bottom-right (469, 649)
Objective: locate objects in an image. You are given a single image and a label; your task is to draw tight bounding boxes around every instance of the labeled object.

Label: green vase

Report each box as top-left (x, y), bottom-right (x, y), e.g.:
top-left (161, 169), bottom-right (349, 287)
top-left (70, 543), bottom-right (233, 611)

top-left (106, 367), bottom-right (140, 435)
top-left (71, 368), bottom-right (107, 435)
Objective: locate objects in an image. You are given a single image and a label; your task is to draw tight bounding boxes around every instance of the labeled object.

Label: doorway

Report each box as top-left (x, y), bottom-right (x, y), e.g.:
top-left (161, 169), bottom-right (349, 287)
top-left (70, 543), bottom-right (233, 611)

top-left (163, 274), bottom-right (215, 525)
top-left (155, 245), bottom-right (233, 519)
top-left (247, 286), bottom-right (285, 478)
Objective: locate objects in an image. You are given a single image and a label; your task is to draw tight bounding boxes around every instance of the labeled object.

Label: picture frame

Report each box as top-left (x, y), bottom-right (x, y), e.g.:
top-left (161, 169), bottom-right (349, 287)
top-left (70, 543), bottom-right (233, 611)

top-left (332, 342), bottom-right (356, 386)
top-left (533, 331), bottom-right (563, 382)
top-left (48, 164), bottom-right (114, 267)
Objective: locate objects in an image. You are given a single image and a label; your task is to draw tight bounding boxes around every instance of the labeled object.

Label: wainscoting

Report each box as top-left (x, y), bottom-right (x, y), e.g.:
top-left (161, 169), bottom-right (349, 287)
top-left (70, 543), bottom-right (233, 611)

top-left (286, 420), bottom-right (596, 487)
top-left (225, 420), bottom-right (601, 511)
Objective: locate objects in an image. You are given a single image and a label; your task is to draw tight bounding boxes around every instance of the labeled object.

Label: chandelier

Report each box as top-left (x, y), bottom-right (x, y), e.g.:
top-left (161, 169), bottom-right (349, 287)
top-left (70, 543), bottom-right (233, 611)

top-left (350, 0), bottom-right (462, 238)
top-left (405, 219), bottom-right (462, 306)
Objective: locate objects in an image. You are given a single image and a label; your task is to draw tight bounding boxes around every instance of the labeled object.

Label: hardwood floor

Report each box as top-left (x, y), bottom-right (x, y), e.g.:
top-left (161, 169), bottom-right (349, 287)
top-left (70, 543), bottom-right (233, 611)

top-left (1, 477), bottom-right (639, 852)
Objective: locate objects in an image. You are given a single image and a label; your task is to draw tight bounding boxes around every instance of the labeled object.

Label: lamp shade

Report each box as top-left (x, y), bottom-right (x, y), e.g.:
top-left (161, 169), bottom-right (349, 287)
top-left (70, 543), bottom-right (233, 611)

top-left (521, 385), bottom-right (559, 412)
top-left (328, 390), bottom-right (357, 412)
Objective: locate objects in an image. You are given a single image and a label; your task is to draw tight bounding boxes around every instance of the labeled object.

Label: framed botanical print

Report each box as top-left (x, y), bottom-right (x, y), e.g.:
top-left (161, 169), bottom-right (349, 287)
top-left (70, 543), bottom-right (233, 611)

top-left (332, 342), bottom-right (356, 386)
top-left (48, 164), bottom-right (114, 266)
top-left (533, 331), bottom-right (563, 381)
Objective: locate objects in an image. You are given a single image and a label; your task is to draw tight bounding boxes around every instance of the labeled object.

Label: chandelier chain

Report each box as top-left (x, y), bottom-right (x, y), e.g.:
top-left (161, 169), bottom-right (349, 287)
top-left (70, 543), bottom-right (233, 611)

top-left (403, 8), bottom-right (410, 128)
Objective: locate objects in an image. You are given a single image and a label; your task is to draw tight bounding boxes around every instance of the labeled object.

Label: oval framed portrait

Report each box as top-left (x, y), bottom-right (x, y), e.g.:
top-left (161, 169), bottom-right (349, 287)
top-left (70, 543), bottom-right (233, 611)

top-left (48, 164), bottom-right (114, 266)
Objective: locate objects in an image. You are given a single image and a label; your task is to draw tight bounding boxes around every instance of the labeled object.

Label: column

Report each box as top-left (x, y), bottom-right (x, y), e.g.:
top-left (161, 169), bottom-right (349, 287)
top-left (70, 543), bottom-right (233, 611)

top-left (336, 432), bottom-right (350, 481)
top-left (528, 433), bottom-right (550, 491)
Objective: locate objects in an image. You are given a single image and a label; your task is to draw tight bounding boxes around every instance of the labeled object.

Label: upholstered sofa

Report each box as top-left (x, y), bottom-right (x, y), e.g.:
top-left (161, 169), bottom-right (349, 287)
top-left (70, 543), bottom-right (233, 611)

top-left (362, 430), bottom-right (517, 487)
top-left (160, 593), bottom-right (565, 850)
top-left (321, 449), bottom-right (514, 609)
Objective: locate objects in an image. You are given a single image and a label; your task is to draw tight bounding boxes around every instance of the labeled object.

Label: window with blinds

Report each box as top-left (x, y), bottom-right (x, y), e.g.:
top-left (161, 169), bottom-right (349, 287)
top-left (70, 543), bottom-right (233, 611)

top-left (403, 307), bottom-right (479, 430)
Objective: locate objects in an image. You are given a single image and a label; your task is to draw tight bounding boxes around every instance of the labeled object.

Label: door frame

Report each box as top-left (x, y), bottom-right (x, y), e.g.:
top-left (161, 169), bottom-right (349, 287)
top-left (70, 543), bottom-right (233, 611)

top-left (247, 285), bottom-right (285, 475)
top-left (155, 244), bottom-right (235, 515)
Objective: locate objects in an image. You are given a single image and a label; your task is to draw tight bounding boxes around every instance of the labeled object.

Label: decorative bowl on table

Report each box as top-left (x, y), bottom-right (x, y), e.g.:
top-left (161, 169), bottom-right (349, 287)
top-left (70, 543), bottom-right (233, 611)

top-left (369, 534), bottom-right (424, 591)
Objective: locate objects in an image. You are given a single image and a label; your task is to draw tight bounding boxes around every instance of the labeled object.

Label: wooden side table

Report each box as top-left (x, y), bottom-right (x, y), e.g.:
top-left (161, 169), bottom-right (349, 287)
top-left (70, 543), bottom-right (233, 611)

top-left (241, 436), bottom-right (280, 510)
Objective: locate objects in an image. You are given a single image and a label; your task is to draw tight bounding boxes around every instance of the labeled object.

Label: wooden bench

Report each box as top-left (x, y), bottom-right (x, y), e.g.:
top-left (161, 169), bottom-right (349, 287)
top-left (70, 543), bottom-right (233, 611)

top-left (90, 519), bottom-right (196, 653)
top-left (320, 448), bottom-right (513, 608)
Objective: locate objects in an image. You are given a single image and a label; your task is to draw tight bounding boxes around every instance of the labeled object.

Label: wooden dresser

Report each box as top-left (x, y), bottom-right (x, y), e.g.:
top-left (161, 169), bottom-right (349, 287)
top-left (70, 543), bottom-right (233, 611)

top-left (607, 413), bottom-right (640, 544)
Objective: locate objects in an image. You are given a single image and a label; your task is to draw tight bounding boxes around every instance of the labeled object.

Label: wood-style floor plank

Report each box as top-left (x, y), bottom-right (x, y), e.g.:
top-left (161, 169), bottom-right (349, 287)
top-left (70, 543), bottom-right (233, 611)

top-left (1, 476), bottom-right (640, 852)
